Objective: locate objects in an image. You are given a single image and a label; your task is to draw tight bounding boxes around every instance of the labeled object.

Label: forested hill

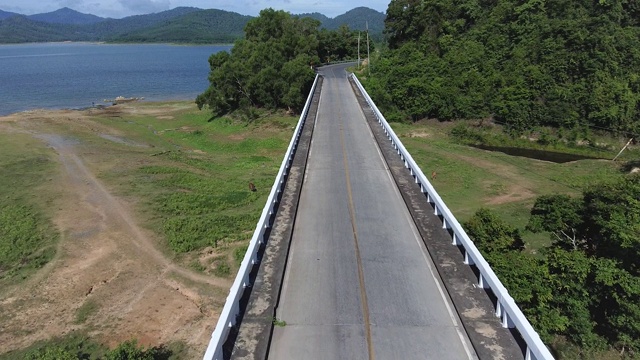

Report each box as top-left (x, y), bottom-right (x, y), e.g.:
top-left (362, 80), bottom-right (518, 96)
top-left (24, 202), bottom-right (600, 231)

top-left (0, 9), bottom-right (18, 20)
top-left (366, 0), bottom-right (640, 136)
top-left (108, 10), bottom-right (251, 44)
top-left (28, 7), bottom-right (104, 25)
top-left (0, 7), bottom-right (204, 43)
top-left (298, 7), bottom-right (385, 33)
top-left (0, 6), bottom-right (384, 44)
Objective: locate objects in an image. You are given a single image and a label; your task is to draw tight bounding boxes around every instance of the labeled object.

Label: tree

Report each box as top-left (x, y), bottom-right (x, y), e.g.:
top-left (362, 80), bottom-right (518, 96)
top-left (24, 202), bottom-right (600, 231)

top-left (196, 9), bottom-right (324, 117)
top-left (525, 175), bottom-right (640, 352)
top-left (25, 347), bottom-right (79, 360)
top-left (582, 176), bottom-right (640, 275)
top-left (464, 208), bottom-right (524, 253)
top-left (464, 208), bottom-right (564, 339)
top-left (105, 340), bottom-right (155, 360)
top-left (527, 194), bottom-right (584, 251)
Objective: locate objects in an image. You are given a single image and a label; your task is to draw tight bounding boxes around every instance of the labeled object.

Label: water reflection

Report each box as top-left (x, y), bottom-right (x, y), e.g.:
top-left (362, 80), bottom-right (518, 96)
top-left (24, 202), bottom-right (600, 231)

top-left (471, 144), bottom-right (602, 163)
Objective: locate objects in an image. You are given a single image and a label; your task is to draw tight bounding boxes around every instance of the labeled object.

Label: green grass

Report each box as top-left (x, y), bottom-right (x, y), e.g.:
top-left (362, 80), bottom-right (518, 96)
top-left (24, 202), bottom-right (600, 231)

top-left (0, 133), bottom-right (59, 284)
top-left (392, 121), bottom-right (629, 251)
top-left (74, 300), bottom-right (98, 324)
top-left (0, 332), bottom-right (104, 360)
top-left (0, 331), bottom-right (187, 360)
top-left (90, 104), bottom-right (296, 257)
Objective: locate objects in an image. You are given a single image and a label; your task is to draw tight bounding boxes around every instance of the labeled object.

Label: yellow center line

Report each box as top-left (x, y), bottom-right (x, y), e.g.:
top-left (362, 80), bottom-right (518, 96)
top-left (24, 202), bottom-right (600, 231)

top-left (334, 66), bottom-right (375, 360)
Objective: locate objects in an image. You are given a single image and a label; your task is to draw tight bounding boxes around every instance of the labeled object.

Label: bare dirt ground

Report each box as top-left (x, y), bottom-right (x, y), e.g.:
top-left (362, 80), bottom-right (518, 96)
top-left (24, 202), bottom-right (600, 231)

top-left (0, 105), bottom-right (231, 358)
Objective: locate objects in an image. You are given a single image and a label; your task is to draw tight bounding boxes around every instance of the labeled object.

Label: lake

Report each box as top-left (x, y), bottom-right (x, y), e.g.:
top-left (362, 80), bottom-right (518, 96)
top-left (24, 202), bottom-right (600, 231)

top-left (0, 43), bottom-right (232, 116)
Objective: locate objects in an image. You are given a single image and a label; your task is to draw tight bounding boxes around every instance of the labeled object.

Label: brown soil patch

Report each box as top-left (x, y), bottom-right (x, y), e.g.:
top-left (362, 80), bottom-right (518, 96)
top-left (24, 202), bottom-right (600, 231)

top-left (406, 130), bottom-right (431, 138)
top-left (0, 106), bottom-right (231, 359)
top-left (228, 134), bottom-right (246, 141)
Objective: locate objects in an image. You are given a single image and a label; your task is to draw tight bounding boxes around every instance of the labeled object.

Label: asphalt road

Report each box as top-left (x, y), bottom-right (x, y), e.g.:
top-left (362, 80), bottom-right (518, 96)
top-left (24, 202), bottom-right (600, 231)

top-left (267, 64), bottom-right (477, 360)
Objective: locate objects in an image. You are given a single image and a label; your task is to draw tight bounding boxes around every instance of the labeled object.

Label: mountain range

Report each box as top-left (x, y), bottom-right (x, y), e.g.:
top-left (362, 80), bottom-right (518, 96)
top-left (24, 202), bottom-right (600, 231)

top-left (0, 7), bottom-right (385, 44)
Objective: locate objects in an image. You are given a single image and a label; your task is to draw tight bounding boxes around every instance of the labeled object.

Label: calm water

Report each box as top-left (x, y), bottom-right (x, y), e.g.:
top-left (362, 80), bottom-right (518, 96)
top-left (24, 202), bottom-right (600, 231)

top-left (471, 144), bottom-right (601, 163)
top-left (0, 43), bottom-right (232, 115)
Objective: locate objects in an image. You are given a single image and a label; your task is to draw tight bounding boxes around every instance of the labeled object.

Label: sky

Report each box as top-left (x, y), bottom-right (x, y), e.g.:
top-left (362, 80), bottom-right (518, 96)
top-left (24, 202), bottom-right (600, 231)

top-left (0, 0), bottom-right (390, 18)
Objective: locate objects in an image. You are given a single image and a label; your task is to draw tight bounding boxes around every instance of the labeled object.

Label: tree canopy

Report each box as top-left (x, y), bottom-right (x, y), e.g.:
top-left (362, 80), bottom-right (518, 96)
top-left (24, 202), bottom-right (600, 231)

top-left (467, 175), bottom-right (640, 354)
top-left (365, 0), bottom-right (640, 136)
top-left (196, 9), bottom-right (364, 117)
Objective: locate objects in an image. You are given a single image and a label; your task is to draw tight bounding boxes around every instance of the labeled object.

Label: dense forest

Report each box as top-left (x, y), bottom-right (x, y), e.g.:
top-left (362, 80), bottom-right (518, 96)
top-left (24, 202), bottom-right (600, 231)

top-left (196, 9), bottom-right (364, 116)
top-left (363, 0), bottom-right (640, 137)
top-left (466, 175), bottom-right (640, 356)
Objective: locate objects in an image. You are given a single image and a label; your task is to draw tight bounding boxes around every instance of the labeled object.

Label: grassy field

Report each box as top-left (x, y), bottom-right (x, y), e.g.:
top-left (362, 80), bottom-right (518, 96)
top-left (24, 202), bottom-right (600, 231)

top-left (86, 103), bottom-right (298, 275)
top-left (0, 132), bottom-right (59, 285)
top-left (390, 120), bottom-right (630, 251)
top-left (0, 103), bottom-right (297, 285)
top-left (0, 102), bottom-right (298, 358)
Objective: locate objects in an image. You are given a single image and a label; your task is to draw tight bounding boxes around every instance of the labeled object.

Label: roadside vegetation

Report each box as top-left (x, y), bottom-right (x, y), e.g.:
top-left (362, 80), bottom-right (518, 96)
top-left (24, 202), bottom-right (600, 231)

top-left (363, 0), bottom-right (640, 357)
top-left (0, 333), bottom-right (185, 360)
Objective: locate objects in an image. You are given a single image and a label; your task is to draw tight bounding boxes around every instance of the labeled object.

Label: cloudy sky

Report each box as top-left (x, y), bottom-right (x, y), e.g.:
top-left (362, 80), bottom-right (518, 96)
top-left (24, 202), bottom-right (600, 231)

top-left (0, 0), bottom-right (390, 18)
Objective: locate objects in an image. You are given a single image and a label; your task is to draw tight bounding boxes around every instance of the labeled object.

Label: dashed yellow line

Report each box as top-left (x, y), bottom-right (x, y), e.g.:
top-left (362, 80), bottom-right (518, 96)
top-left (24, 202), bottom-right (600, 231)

top-left (333, 65), bottom-right (375, 360)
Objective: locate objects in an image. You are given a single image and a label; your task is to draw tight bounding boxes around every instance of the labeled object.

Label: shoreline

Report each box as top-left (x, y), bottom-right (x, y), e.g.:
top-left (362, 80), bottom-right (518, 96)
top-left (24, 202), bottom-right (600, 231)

top-left (0, 98), bottom-right (197, 118)
top-left (0, 41), bottom-right (234, 47)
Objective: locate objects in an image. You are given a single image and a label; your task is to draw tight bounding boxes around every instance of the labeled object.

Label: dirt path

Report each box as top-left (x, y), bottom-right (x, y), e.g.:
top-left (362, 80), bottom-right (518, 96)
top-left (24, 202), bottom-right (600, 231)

top-left (0, 108), bottom-right (230, 358)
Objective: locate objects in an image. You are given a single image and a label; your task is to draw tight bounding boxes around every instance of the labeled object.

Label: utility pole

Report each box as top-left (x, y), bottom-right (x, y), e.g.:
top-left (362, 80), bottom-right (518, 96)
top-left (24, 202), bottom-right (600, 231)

top-left (358, 31), bottom-right (361, 69)
top-left (366, 21), bottom-right (370, 75)
top-left (613, 138), bottom-right (634, 161)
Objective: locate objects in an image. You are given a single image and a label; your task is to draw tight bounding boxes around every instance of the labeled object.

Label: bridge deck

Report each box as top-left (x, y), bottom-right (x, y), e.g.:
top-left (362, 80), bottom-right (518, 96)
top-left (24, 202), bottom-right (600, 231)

top-left (267, 64), bottom-right (477, 359)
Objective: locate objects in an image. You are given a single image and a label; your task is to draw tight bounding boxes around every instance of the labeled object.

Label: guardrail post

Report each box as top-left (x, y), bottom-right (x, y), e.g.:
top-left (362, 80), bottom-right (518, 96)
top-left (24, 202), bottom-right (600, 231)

top-left (525, 347), bottom-right (536, 360)
top-left (502, 311), bottom-right (515, 328)
top-left (478, 274), bottom-right (489, 289)
top-left (452, 233), bottom-right (461, 246)
top-left (463, 249), bottom-right (473, 264)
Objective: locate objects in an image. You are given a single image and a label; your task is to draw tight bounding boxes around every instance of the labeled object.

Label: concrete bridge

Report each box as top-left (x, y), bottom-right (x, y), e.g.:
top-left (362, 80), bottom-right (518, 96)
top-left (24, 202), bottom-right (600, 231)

top-left (203, 64), bottom-right (554, 360)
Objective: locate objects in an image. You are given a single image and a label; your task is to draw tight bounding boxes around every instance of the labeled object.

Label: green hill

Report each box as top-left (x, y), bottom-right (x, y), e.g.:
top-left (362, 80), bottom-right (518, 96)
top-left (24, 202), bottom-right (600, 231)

top-left (330, 7), bottom-right (385, 33)
top-left (298, 7), bottom-right (385, 35)
top-left (0, 16), bottom-right (83, 43)
top-left (111, 9), bottom-right (251, 43)
top-left (28, 7), bottom-right (104, 25)
top-left (0, 6), bottom-right (385, 44)
top-left (83, 7), bottom-right (202, 40)
top-left (0, 9), bottom-right (18, 20)
top-left (296, 12), bottom-right (331, 24)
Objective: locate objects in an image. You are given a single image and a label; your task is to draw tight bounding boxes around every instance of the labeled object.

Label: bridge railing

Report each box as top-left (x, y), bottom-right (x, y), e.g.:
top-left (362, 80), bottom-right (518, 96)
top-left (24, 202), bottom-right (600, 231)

top-left (202, 74), bottom-right (320, 360)
top-left (350, 73), bottom-right (554, 360)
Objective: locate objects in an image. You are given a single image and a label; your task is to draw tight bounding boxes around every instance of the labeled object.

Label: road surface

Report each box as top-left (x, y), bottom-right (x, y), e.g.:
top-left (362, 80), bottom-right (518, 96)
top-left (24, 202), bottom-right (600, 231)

top-left (267, 64), bottom-right (477, 360)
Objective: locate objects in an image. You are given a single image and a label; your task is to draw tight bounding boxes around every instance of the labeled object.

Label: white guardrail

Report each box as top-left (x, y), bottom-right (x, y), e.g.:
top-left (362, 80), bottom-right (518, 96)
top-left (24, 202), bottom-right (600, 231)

top-left (203, 74), bottom-right (319, 360)
top-left (350, 74), bottom-right (554, 360)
